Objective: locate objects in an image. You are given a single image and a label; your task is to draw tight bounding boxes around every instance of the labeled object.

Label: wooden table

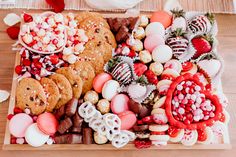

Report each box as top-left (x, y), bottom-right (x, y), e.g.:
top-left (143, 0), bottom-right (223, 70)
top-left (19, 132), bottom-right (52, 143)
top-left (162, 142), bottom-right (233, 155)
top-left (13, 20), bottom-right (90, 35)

top-left (0, 9), bottom-right (236, 157)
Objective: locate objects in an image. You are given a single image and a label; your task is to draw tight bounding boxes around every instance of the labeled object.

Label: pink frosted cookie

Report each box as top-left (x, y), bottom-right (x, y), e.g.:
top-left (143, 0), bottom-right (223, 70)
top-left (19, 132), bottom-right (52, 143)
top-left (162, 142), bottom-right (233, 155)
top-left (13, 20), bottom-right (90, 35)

top-left (9, 113), bottom-right (33, 138)
top-left (118, 111), bottom-right (137, 130)
top-left (111, 94), bottom-right (129, 114)
top-left (144, 34), bottom-right (165, 52)
top-left (37, 112), bottom-right (58, 135)
top-left (93, 72), bottom-right (112, 93)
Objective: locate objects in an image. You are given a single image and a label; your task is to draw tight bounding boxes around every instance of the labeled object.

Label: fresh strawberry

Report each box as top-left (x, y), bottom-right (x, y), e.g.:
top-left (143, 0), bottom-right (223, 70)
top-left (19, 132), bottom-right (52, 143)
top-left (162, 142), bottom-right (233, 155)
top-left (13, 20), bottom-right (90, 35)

top-left (144, 70), bottom-right (158, 85)
top-left (46, 0), bottom-right (65, 13)
top-left (6, 26), bottom-right (20, 40)
top-left (23, 13), bottom-right (33, 23)
top-left (191, 34), bottom-right (213, 58)
top-left (134, 62), bottom-right (147, 76)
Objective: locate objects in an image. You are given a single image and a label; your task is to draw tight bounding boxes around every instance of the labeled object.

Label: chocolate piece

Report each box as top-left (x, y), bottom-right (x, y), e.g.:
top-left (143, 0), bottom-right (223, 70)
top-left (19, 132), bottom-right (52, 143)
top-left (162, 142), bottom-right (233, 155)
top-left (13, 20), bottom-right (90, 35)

top-left (129, 17), bottom-right (139, 31)
top-left (71, 127), bottom-right (82, 133)
top-left (139, 105), bottom-right (151, 118)
top-left (72, 112), bottom-right (83, 128)
top-left (128, 99), bottom-right (141, 114)
top-left (54, 134), bottom-right (83, 144)
top-left (133, 125), bottom-right (149, 132)
top-left (65, 98), bottom-right (78, 117)
top-left (116, 26), bottom-right (129, 43)
top-left (83, 128), bottom-right (93, 144)
top-left (54, 105), bottom-right (65, 119)
top-left (57, 117), bottom-right (73, 134)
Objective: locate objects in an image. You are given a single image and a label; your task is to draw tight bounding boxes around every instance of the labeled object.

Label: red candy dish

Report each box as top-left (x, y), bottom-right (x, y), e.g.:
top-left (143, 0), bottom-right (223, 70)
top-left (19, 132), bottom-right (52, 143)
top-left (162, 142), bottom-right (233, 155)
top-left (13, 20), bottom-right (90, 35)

top-left (165, 73), bottom-right (223, 130)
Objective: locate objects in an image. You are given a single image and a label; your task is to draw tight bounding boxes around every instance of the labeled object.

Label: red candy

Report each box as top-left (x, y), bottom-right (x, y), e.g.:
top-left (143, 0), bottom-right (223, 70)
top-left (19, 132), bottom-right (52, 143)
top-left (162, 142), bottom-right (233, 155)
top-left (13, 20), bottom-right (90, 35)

top-left (197, 129), bottom-right (207, 141)
top-left (13, 107), bottom-right (23, 114)
top-left (6, 26), bottom-right (20, 40)
top-left (22, 59), bottom-right (31, 66)
top-left (23, 13), bottom-right (33, 23)
top-left (46, 0), bottom-right (65, 13)
top-left (15, 65), bottom-right (23, 75)
top-left (50, 54), bottom-right (59, 65)
top-left (167, 126), bottom-right (181, 138)
top-left (7, 114), bottom-right (14, 120)
top-left (142, 116), bottom-right (153, 124)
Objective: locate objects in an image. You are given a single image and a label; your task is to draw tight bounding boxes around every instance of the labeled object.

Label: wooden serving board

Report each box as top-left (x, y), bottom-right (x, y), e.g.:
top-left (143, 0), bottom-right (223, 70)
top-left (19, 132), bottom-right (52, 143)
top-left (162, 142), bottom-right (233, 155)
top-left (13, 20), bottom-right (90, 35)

top-left (2, 12), bottom-right (232, 150)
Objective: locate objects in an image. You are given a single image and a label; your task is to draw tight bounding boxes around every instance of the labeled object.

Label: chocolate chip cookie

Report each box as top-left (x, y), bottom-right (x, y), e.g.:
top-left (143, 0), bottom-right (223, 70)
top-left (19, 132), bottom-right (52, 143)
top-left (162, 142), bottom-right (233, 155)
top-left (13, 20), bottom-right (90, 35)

top-left (56, 67), bottom-right (83, 99)
top-left (49, 74), bottom-right (73, 109)
top-left (16, 78), bottom-right (47, 115)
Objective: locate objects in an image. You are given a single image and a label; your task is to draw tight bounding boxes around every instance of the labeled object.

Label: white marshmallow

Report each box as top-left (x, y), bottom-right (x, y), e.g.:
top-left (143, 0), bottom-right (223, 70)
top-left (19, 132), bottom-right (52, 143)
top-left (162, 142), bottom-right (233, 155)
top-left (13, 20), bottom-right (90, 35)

top-left (69, 20), bottom-right (77, 28)
top-left (74, 43), bottom-right (85, 54)
top-left (34, 16), bottom-right (43, 24)
top-left (21, 25), bottom-right (30, 34)
top-left (57, 24), bottom-right (65, 31)
top-left (54, 13), bottom-right (64, 23)
top-left (47, 18), bottom-right (56, 27)
top-left (42, 36), bottom-right (50, 44)
top-left (42, 22), bottom-right (49, 29)
top-left (37, 29), bottom-right (46, 37)
top-left (63, 47), bottom-right (73, 55)
top-left (67, 54), bottom-right (77, 64)
top-left (57, 40), bottom-right (64, 48)
top-left (22, 34), bottom-right (33, 44)
top-left (46, 44), bottom-right (56, 52)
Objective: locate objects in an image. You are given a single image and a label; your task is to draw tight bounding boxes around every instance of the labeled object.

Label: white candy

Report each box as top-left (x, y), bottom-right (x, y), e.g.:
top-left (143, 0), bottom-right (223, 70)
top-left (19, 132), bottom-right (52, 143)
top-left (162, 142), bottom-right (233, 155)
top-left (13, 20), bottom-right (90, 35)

top-left (38, 29), bottom-right (46, 37)
top-left (54, 13), bottom-right (64, 23)
top-left (145, 22), bottom-right (165, 37)
top-left (3, 13), bottom-right (21, 26)
top-left (68, 28), bottom-right (76, 36)
top-left (80, 35), bottom-right (89, 42)
top-left (186, 81), bottom-right (192, 86)
top-left (193, 115), bottom-right (200, 121)
top-left (67, 13), bottom-right (75, 20)
top-left (46, 44), bottom-right (56, 52)
top-left (177, 85), bottom-right (183, 91)
top-left (191, 94), bottom-right (197, 101)
top-left (67, 54), bottom-right (77, 64)
top-left (63, 47), bottom-right (73, 55)
top-left (16, 138), bottom-right (25, 144)
top-left (74, 43), bottom-right (85, 54)
top-left (121, 46), bottom-right (130, 55)
top-left (152, 45), bottom-right (173, 63)
top-left (28, 22), bottom-right (36, 30)
top-left (0, 90), bottom-right (10, 103)
top-left (47, 18), bottom-right (56, 27)
top-left (178, 108), bottom-right (185, 115)
top-left (191, 104), bottom-right (196, 110)
top-left (194, 85), bottom-right (201, 91)
top-left (57, 24), bottom-right (65, 31)
top-left (22, 34), bottom-right (33, 44)
top-left (42, 36), bottom-right (50, 44)
top-left (21, 25), bottom-right (30, 34)
top-left (42, 22), bottom-right (49, 29)
top-left (139, 15), bottom-right (149, 27)
top-left (69, 20), bottom-right (77, 28)
top-left (57, 40), bottom-right (64, 48)
top-left (34, 16), bottom-right (43, 24)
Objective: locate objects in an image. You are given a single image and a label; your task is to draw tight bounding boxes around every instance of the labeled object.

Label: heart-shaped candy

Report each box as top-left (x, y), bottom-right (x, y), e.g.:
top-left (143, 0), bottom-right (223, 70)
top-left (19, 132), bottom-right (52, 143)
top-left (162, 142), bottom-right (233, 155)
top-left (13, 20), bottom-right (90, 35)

top-left (165, 73), bottom-right (223, 130)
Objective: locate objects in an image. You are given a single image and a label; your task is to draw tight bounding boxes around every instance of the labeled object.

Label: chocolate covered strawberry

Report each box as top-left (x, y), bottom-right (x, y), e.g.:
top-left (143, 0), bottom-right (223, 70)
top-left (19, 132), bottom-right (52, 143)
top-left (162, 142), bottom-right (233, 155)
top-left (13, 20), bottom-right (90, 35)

top-left (188, 13), bottom-right (215, 34)
top-left (166, 28), bottom-right (189, 57)
top-left (191, 34), bottom-right (213, 58)
top-left (171, 9), bottom-right (187, 31)
top-left (134, 62), bottom-right (147, 76)
top-left (144, 70), bottom-right (158, 85)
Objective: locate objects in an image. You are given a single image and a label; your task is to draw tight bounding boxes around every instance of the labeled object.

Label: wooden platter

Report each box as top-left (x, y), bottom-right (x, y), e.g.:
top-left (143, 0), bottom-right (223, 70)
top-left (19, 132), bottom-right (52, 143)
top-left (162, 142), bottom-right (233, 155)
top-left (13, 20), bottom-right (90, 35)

top-left (2, 12), bottom-right (232, 150)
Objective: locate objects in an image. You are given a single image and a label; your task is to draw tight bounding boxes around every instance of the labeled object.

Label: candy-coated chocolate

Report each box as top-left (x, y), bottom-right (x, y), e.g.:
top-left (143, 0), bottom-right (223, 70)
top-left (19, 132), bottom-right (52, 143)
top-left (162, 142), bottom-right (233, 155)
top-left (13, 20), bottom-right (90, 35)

top-left (111, 94), bottom-right (129, 114)
top-left (118, 111), bottom-right (137, 130)
top-left (93, 72), bottom-right (112, 93)
top-left (9, 113), bottom-right (33, 138)
top-left (150, 11), bottom-right (172, 28)
top-left (144, 34), bottom-right (165, 52)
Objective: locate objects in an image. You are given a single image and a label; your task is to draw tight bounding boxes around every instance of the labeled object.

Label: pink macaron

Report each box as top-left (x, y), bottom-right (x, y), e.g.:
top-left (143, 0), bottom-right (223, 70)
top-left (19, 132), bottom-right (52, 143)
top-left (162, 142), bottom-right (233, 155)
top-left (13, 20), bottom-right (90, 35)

top-left (118, 111), bottom-right (137, 130)
top-left (9, 113), bottom-right (33, 137)
top-left (144, 34), bottom-right (165, 52)
top-left (111, 94), bottom-right (129, 114)
top-left (93, 72), bottom-right (112, 93)
top-left (37, 112), bottom-right (58, 135)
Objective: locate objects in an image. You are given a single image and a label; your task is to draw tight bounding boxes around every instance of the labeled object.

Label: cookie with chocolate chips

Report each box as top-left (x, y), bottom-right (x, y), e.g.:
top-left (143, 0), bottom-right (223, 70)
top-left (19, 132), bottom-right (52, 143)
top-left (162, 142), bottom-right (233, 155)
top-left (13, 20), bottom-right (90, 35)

top-left (49, 73), bottom-right (73, 109)
top-left (40, 77), bottom-right (60, 112)
top-left (56, 67), bottom-right (83, 99)
top-left (70, 61), bottom-right (95, 94)
top-left (16, 78), bottom-right (47, 115)
top-left (78, 15), bottom-right (110, 31)
top-left (78, 50), bottom-right (105, 74)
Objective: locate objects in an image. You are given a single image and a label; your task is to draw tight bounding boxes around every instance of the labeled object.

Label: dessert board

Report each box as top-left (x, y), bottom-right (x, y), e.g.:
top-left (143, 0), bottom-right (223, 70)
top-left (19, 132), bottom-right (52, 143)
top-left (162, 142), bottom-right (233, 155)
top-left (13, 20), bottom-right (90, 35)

top-left (3, 10), bottom-right (232, 150)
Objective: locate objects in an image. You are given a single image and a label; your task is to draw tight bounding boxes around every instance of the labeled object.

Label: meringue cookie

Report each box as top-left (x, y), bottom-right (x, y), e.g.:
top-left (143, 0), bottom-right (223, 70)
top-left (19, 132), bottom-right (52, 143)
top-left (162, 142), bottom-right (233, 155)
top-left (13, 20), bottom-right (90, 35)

top-left (131, 39), bottom-right (143, 51)
top-left (139, 15), bottom-right (149, 27)
top-left (134, 27), bottom-right (145, 40)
